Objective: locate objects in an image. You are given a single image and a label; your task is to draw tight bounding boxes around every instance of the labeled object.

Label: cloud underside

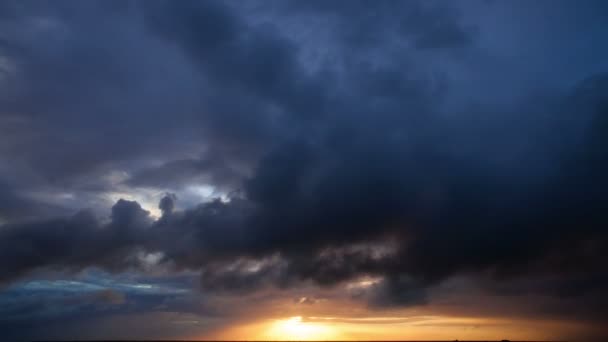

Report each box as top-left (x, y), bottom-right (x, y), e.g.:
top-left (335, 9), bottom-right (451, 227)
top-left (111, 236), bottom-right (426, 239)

top-left (0, 0), bottom-right (608, 338)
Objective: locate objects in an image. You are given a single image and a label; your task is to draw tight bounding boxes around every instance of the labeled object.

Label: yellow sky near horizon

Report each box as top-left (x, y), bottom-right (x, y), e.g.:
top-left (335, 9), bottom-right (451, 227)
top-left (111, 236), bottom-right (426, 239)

top-left (177, 277), bottom-right (603, 342)
top-left (200, 313), bottom-right (595, 341)
top-left (73, 308), bottom-right (599, 342)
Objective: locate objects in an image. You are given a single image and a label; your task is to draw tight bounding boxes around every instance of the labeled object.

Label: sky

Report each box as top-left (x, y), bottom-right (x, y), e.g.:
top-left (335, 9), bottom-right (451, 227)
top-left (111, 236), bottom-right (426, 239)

top-left (0, 0), bottom-right (607, 341)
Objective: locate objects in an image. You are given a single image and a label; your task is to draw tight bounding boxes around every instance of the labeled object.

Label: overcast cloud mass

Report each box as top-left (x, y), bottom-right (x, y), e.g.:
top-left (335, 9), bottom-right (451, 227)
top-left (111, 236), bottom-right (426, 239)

top-left (1, 0), bottom-right (608, 340)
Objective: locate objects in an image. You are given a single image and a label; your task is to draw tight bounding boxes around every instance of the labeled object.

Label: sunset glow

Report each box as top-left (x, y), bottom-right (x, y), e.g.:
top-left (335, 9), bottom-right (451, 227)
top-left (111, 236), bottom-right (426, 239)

top-left (263, 316), bottom-right (340, 341)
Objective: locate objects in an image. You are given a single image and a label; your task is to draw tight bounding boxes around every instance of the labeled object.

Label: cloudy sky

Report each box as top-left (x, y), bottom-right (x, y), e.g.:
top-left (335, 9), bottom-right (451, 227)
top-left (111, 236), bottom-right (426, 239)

top-left (1, 0), bottom-right (607, 340)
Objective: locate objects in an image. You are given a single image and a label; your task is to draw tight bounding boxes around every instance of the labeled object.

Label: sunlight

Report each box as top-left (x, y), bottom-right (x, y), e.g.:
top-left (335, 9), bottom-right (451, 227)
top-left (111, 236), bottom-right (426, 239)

top-left (264, 316), bottom-right (339, 341)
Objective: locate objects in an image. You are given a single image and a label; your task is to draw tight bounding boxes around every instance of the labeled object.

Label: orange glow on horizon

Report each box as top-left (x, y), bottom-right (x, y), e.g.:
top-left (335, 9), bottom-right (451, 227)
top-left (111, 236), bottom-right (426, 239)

top-left (201, 313), bottom-right (595, 342)
top-left (208, 316), bottom-right (343, 341)
top-left (262, 316), bottom-right (341, 341)
top-left (196, 289), bottom-right (597, 342)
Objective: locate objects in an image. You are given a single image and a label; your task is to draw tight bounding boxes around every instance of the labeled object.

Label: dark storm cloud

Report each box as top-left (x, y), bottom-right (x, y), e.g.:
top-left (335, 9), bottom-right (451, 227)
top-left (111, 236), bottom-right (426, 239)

top-left (144, 0), bottom-right (331, 121)
top-left (126, 157), bottom-right (244, 191)
top-left (0, 181), bottom-right (68, 221)
top-left (367, 275), bottom-right (429, 308)
top-left (0, 199), bottom-right (151, 283)
top-left (1, 0), bottom-right (608, 335)
top-left (282, 0), bottom-right (474, 50)
top-left (125, 72), bottom-right (608, 308)
top-left (0, 0), bottom-right (204, 198)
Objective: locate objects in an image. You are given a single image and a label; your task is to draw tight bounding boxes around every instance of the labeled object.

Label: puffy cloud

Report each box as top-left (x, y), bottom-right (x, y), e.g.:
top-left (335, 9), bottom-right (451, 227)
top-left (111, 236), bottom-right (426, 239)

top-left (0, 199), bottom-right (150, 283)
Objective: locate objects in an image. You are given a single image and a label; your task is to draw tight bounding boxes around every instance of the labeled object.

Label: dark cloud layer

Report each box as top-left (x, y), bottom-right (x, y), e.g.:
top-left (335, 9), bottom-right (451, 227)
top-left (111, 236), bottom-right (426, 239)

top-left (1, 0), bottom-right (608, 339)
top-left (2, 73), bottom-right (606, 311)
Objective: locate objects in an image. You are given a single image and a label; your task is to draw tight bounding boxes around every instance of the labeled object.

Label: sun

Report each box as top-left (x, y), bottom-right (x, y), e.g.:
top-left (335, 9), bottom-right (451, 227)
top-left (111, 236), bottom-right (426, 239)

top-left (263, 316), bottom-right (339, 341)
